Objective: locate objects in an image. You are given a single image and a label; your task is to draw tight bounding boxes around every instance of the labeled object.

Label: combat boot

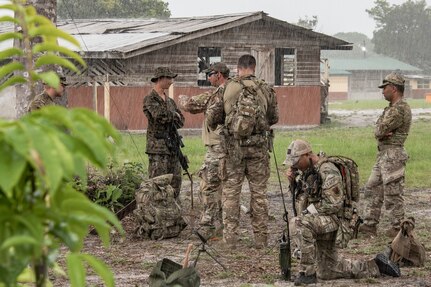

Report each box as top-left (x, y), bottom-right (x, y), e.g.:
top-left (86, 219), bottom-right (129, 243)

top-left (294, 272), bottom-right (317, 285)
top-left (374, 253), bottom-right (401, 277)
top-left (359, 224), bottom-right (377, 236)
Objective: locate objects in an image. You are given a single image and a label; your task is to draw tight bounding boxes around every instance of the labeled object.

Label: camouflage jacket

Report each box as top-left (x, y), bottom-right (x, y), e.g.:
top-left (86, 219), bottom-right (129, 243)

top-left (28, 92), bottom-right (55, 112)
top-left (206, 75), bottom-right (279, 134)
top-left (143, 89), bottom-right (185, 154)
top-left (375, 99), bottom-right (411, 148)
top-left (180, 86), bottom-right (225, 146)
top-left (299, 158), bottom-right (344, 216)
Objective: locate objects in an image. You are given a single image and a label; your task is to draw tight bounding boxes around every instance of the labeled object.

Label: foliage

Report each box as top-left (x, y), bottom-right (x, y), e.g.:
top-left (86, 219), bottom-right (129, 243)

top-left (332, 32), bottom-right (375, 54)
top-left (75, 162), bottom-right (146, 212)
top-left (0, 0), bottom-right (85, 94)
top-left (57, 0), bottom-right (171, 19)
top-left (367, 0), bottom-right (431, 72)
top-left (296, 15), bottom-right (318, 30)
top-left (0, 1), bottom-right (122, 286)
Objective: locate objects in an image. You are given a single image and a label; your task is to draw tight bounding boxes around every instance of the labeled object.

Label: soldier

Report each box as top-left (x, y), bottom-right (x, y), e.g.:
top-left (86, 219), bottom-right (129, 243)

top-left (28, 76), bottom-right (67, 112)
top-left (284, 139), bottom-right (400, 285)
top-left (360, 72), bottom-right (412, 238)
top-left (143, 67), bottom-right (185, 198)
top-left (179, 62), bottom-right (229, 230)
top-left (207, 54), bottom-right (279, 249)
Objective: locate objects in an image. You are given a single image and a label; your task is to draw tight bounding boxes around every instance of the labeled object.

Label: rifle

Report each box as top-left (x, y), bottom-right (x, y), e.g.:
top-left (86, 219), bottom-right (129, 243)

top-left (166, 124), bottom-right (194, 209)
top-left (271, 135), bottom-right (291, 281)
top-left (289, 170), bottom-right (299, 217)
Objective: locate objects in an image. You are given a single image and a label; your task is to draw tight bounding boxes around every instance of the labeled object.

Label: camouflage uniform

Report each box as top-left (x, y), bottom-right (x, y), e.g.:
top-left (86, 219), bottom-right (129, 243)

top-left (180, 87), bottom-right (225, 227)
top-left (363, 99), bottom-right (411, 230)
top-left (28, 92), bottom-right (55, 112)
top-left (293, 159), bottom-right (379, 279)
top-left (143, 89), bottom-right (185, 197)
top-left (208, 74), bottom-right (279, 247)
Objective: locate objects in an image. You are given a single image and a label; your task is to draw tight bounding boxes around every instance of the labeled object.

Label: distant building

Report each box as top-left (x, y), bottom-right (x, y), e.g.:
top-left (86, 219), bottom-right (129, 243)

top-left (322, 48), bottom-right (431, 101)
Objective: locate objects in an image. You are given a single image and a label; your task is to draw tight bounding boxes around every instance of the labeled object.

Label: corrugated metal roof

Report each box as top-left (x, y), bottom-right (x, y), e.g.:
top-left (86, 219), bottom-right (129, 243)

top-left (327, 56), bottom-right (421, 72)
top-left (1, 12), bottom-right (351, 58)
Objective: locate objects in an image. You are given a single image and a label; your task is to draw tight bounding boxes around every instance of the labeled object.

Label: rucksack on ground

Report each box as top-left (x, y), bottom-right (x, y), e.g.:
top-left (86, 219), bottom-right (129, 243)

top-left (226, 78), bottom-right (273, 139)
top-left (319, 156), bottom-right (360, 248)
top-left (134, 174), bottom-right (187, 240)
top-left (149, 258), bottom-right (200, 287)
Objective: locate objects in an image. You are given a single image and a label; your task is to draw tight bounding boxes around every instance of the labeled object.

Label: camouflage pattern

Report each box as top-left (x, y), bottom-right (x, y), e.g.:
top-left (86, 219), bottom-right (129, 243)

top-left (378, 72), bottom-right (405, 88)
top-left (363, 99), bottom-right (412, 229)
top-left (134, 174), bottom-right (187, 240)
top-left (150, 67), bottom-right (177, 82)
top-left (222, 145), bottom-right (270, 246)
top-left (294, 161), bottom-right (379, 279)
top-left (143, 89), bottom-right (185, 197)
top-left (179, 86), bottom-right (225, 227)
top-left (148, 154), bottom-right (182, 198)
top-left (198, 144), bottom-right (224, 226)
top-left (217, 75), bottom-right (278, 247)
top-left (28, 92), bottom-right (55, 112)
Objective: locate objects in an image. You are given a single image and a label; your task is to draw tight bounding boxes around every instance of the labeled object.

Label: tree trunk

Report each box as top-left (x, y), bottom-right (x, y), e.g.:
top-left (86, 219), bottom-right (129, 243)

top-left (14, 0), bottom-right (57, 118)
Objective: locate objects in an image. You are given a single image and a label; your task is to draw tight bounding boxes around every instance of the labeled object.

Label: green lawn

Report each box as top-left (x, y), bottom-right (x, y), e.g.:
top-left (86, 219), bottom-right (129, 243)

top-left (115, 120), bottom-right (431, 188)
top-left (329, 99), bottom-right (431, 110)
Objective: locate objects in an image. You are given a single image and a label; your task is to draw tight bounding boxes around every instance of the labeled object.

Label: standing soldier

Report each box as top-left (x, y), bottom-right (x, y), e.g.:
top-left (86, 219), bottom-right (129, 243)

top-left (360, 72), bottom-right (412, 238)
top-left (28, 76), bottom-right (67, 112)
top-left (143, 67), bottom-right (185, 198)
top-left (207, 54), bottom-right (279, 249)
top-left (179, 62), bottom-right (229, 231)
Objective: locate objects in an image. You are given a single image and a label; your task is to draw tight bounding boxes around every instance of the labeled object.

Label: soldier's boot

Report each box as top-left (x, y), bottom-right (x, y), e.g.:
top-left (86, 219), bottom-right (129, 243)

top-left (359, 224), bottom-right (377, 236)
top-left (385, 226), bottom-right (400, 238)
top-left (254, 234), bottom-right (268, 249)
top-left (374, 253), bottom-right (401, 277)
top-left (294, 272), bottom-right (317, 285)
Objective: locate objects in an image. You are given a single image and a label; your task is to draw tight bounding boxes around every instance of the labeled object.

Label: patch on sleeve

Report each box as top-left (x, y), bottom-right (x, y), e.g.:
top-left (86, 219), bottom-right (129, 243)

top-left (322, 173), bottom-right (340, 189)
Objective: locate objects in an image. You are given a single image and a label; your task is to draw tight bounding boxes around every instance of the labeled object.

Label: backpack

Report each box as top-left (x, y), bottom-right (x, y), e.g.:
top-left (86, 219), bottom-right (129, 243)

top-left (149, 258), bottom-right (200, 287)
top-left (225, 78), bottom-right (272, 139)
top-left (318, 156), bottom-right (360, 248)
top-left (134, 174), bottom-right (187, 240)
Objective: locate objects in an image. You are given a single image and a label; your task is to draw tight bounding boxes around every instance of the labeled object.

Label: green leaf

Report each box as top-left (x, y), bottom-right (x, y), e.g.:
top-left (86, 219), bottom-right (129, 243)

top-left (80, 254), bottom-right (115, 287)
top-left (28, 26), bottom-right (81, 48)
top-left (16, 266), bottom-right (35, 283)
top-left (66, 253), bottom-right (85, 287)
top-left (0, 235), bottom-right (39, 250)
top-left (0, 47), bottom-right (23, 59)
top-left (0, 143), bottom-right (27, 198)
top-left (33, 43), bottom-right (86, 68)
top-left (31, 71), bottom-right (60, 89)
top-left (26, 15), bottom-right (53, 26)
top-left (0, 4), bottom-right (19, 12)
top-left (0, 75), bottom-right (26, 93)
top-left (35, 54), bottom-right (79, 72)
top-left (0, 61), bottom-right (24, 79)
top-left (49, 224), bottom-right (80, 252)
top-left (0, 16), bottom-right (18, 24)
top-left (0, 32), bottom-right (22, 42)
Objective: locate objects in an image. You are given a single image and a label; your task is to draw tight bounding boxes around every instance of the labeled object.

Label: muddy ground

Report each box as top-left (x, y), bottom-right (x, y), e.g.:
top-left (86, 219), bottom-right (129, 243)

top-left (54, 110), bottom-right (431, 287)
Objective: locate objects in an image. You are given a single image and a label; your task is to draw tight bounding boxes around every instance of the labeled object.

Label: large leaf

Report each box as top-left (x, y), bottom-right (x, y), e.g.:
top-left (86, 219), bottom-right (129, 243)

top-left (66, 253), bottom-right (85, 287)
top-left (28, 26), bottom-right (81, 48)
top-left (33, 43), bottom-right (86, 68)
top-left (0, 47), bottom-right (23, 59)
top-left (35, 54), bottom-right (79, 72)
top-left (0, 143), bottom-right (27, 198)
top-left (79, 254), bottom-right (115, 287)
top-left (0, 15), bottom-right (18, 24)
top-left (0, 76), bottom-right (26, 92)
top-left (0, 32), bottom-right (22, 42)
top-left (0, 61), bottom-right (24, 79)
top-left (0, 235), bottom-right (39, 251)
top-left (30, 71), bottom-right (61, 89)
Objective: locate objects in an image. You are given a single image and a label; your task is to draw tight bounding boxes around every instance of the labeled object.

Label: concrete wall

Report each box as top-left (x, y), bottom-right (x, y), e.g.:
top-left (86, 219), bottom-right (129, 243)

top-left (0, 86), bottom-right (16, 120)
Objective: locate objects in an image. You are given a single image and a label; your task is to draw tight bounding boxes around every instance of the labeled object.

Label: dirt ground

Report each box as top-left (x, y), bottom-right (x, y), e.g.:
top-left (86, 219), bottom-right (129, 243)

top-left (54, 110), bottom-right (431, 287)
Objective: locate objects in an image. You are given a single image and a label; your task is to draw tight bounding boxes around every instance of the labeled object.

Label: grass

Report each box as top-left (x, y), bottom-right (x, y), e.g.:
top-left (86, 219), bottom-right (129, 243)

top-left (329, 99), bottom-right (431, 110)
top-left (114, 120), bottom-right (431, 188)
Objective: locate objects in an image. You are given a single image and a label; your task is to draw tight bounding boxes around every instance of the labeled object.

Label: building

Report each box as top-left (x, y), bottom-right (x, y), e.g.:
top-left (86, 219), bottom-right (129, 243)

top-left (0, 12), bottom-right (352, 128)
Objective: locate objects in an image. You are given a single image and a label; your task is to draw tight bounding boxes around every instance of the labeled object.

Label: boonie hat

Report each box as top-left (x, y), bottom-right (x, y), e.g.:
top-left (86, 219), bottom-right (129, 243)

top-left (151, 67), bottom-right (178, 82)
top-left (283, 139), bottom-right (312, 166)
top-left (203, 62), bottom-right (230, 75)
top-left (378, 72), bottom-right (405, 88)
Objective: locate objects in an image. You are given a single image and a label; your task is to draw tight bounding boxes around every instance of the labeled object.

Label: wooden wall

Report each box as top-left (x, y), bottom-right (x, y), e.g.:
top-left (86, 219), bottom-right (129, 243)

top-left (67, 85), bottom-right (321, 130)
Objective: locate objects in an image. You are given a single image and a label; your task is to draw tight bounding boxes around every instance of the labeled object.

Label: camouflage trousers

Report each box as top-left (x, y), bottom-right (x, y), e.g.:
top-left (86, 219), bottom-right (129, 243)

top-left (148, 153), bottom-right (182, 198)
top-left (222, 145), bottom-right (270, 245)
top-left (293, 215), bottom-right (379, 279)
top-left (198, 144), bottom-right (224, 227)
top-left (363, 147), bottom-right (409, 228)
